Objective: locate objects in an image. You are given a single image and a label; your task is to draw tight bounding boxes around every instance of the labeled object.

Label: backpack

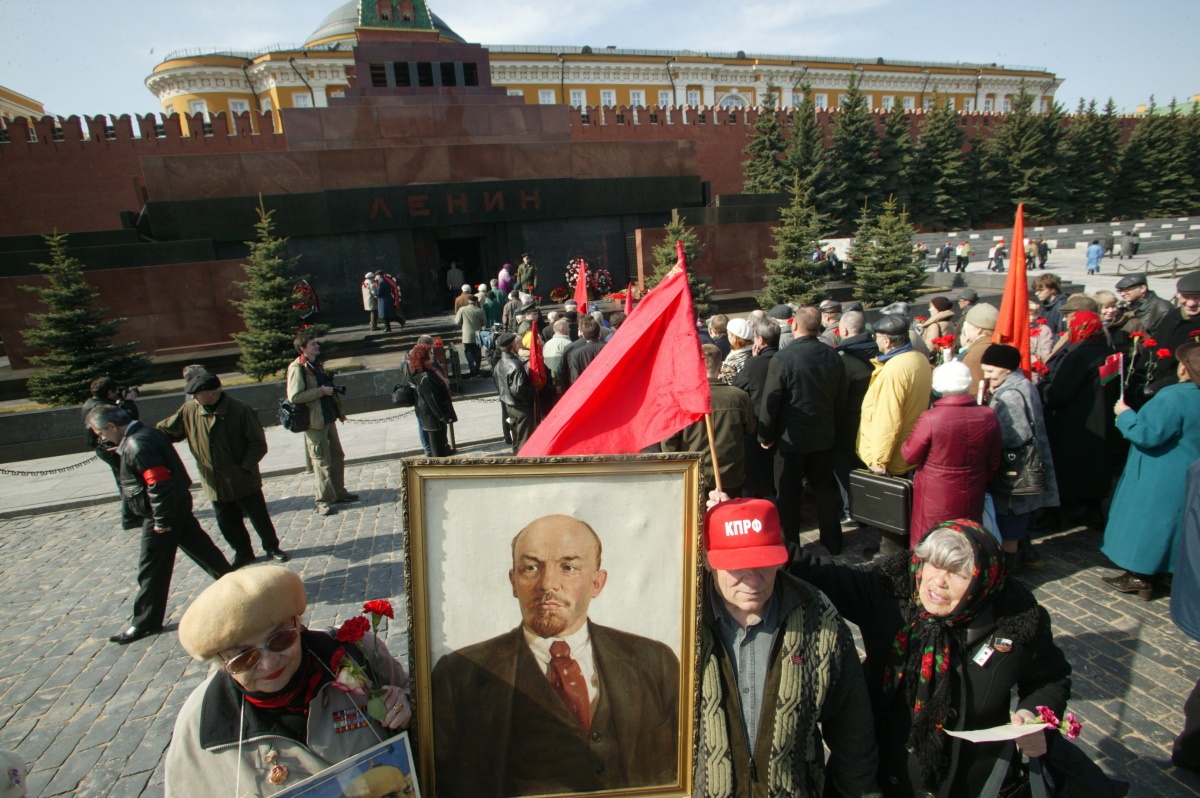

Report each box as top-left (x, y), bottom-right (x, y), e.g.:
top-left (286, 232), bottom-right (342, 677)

top-left (278, 399), bottom-right (310, 433)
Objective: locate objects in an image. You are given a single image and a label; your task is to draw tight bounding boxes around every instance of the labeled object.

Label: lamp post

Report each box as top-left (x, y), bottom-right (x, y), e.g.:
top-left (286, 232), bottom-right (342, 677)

top-left (665, 56), bottom-right (677, 106)
top-left (558, 54), bottom-right (566, 105)
top-left (918, 68), bottom-right (932, 110)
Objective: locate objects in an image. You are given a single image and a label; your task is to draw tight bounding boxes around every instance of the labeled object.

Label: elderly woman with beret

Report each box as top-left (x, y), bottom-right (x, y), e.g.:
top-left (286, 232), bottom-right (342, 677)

top-left (165, 566), bottom-right (412, 797)
top-left (789, 519), bottom-right (1072, 797)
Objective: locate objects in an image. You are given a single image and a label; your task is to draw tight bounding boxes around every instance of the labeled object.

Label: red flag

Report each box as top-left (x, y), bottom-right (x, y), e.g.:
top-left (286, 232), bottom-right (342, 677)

top-left (520, 240), bottom-right (710, 456)
top-left (528, 318), bottom-right (547, 389)
top-left (992, 204), bottom-right (1031, 376)
top-left (1099, 353), bottom-right (1122, 384)
top-left (574, 259), bottom-right (589, 313)
top-left (624, 282), bottom-right (634, 316)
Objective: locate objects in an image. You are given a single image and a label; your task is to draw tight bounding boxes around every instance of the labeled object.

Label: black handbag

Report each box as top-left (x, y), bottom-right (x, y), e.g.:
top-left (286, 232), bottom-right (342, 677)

top-left (849, 469), bottom-right (912, 536)
top-left (990, 397), bottom-right (1046, 496)
top-left (983, 738), bottom-right (1129, 798)
top-left (278, 399), bottom-right (310, 433)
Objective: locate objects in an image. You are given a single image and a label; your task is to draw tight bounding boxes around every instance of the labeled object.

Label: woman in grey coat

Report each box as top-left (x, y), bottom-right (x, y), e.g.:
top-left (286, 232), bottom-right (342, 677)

top-left (980, 344), bottom-right (1060, 573)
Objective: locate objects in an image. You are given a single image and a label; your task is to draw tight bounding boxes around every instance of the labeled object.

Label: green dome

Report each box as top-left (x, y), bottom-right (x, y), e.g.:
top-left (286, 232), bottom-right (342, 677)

top-left (304, 1), bottom-right (465, 46)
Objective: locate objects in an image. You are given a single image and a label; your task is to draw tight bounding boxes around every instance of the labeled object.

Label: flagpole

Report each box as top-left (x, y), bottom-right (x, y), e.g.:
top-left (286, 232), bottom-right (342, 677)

top-left (1119, 352), bottom-right (1125, 402)
top-left (704, 414), bottom-right (725, 495)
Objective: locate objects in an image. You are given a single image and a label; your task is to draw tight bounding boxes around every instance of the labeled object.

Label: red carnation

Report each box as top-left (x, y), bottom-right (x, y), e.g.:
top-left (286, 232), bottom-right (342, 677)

top-left (1029, 327), bottom-right (1041, 337)
top-left (1191, 330), bottom-right (1200, 341)
top-left (363, 599), bottom-right (394, 619)
top-left (1130, 332), bottom-right (1146, 340)
top-left (1143, 337), bottom-right (1158, 347)
top-left (1037, 317), bottom-right (1047, 325)
top-left (915, 316), bottom-right (928, 323)
top-left (336, 615), bottom-right (371, 643)
top-left (921, 652), bottom-right (935, 680)
top-left (1157, 348), bottom-right (1172, 358)
top-left (331, 647), bottom-right (347, 671)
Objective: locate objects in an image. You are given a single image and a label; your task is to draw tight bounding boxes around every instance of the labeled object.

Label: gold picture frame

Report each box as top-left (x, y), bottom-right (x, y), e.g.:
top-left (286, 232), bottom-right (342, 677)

top-left (401, 453), bottom-right (704, 798)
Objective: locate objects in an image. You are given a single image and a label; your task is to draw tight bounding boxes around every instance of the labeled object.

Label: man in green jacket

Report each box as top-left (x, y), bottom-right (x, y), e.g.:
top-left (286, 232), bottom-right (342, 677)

top-left (157, 373), bottom-right (288, 568)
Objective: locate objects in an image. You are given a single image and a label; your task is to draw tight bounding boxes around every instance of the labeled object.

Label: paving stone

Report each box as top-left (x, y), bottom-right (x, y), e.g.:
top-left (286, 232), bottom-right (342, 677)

top-left (42, 744), bottom-right (104, 796)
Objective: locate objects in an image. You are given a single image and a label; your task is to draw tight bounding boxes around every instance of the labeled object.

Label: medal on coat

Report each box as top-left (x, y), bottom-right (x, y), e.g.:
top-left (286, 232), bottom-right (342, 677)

top-left (992, 637), bottom-right (1014, 653)
top-left (267, 764), bottom-right (289, 785)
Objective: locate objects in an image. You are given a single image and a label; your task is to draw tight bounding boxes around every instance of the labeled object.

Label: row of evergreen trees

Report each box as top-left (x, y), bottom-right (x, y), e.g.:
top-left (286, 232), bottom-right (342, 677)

top-left (744, 78), bottom-right (1200, 235)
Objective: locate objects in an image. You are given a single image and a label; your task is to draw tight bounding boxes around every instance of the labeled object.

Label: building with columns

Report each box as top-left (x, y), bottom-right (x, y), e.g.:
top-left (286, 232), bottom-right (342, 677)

top-left (145, 1), bottom-right (1060, 131)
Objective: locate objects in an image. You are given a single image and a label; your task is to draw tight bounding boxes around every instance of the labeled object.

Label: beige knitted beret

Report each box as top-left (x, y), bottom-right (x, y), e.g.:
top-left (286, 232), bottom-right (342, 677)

top-left (178, 565), bottom-right (306, 661)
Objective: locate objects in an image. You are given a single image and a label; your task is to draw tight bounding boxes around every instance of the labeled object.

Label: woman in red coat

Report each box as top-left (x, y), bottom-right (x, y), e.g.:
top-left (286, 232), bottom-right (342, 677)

top-left (902, 360), bottom-right (1002, 546)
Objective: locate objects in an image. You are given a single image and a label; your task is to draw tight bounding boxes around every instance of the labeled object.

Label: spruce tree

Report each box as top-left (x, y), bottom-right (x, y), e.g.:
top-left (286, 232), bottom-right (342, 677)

top-left (877, 106), bottom-right (915, 212)
top-left (852, 198), bottom-right (923, 307)
top-left (783, 84), bottom-right (831, 208)
top-left (649, 216), bottom-right (715, 318)
top-left (963, 134), bottom-right (1006, 227)
top-left (742, 86), bottom-right (788, 193)
top-left (1060, 99), bottom-right (1120, 222)
top-left (1116, 99), bottom-right (1196, 218)
top-left (231, 200), bottom-right (307, 381)
top-left (985, 85), bottom-right (1063, 222)
top-left (909, 94), bottom-right (967, 230)
top-left (825, 73), bottom-right (881, 235)
top-left (760, 184), bottom-right (831, 308)
top-left (20, 233), bottom-right (152, 406)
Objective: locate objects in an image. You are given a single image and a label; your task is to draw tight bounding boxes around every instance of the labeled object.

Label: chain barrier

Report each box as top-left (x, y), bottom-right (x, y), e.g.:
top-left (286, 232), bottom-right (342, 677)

top-left (0, 455), bottom-right (99, 477)
top-left (339, 392), bottom-right (497, 425)
top-left (1115, 255), bottom-right (1200, 277)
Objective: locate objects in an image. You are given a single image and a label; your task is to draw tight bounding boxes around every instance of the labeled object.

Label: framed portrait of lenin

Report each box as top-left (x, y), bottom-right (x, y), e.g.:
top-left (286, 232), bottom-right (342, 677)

top-left (401, 454), bottom-right (704, 798)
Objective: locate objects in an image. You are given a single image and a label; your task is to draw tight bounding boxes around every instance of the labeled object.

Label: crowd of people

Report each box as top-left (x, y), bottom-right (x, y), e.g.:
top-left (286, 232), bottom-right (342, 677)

top-left (64, 250), bottom-right (1200, 797)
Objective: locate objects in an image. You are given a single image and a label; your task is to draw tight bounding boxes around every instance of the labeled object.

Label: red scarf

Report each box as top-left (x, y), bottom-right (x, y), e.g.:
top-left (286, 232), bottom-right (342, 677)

top-left (242, 649), bottom-right (329, 714)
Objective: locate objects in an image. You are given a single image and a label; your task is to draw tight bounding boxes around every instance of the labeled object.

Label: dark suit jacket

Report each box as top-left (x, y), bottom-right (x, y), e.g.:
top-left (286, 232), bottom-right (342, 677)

top-left (431, 622), bottom-right (679, 797)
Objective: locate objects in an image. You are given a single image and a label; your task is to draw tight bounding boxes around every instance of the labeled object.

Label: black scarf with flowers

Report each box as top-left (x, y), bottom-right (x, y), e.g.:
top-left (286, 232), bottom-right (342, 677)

top-left (880, 519), bottom-right (1005, 791)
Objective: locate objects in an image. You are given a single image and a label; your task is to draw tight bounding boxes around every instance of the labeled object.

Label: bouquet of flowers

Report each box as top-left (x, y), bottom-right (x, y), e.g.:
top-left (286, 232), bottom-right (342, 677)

top-left (1035, 705), bottom-right (1083, 739)
top-left (549, 286), bottom-right (569, 303)
top-left (1127, 332), bottom-right (1172, 386)
top-left (931, 334), bottom-right (957, 364)
top-left (330, 599), bottom-right (396, 722)
top-left (564, 259), bottom-right (614, 297)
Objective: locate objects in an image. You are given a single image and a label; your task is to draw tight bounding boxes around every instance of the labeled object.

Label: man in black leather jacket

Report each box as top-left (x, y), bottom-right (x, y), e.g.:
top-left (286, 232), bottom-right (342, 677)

top-left (86, 404), bottom-right (231, 644)
top-left (493, 332), bottom-right (535, 454)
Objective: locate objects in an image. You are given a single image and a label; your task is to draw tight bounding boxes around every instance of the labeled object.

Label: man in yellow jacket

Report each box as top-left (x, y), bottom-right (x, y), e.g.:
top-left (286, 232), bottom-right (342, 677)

top-left (856, 315), bottom-right (933, 553)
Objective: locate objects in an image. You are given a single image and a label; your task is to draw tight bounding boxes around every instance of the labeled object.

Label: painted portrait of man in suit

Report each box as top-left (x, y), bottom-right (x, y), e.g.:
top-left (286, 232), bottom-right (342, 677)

top-left (430, 514), bottom-right (680, 798)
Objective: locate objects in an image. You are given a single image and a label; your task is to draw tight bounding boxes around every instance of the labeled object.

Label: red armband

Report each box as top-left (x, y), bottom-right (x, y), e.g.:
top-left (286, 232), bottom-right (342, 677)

top-left (142, 466), bottom-right (172, 485)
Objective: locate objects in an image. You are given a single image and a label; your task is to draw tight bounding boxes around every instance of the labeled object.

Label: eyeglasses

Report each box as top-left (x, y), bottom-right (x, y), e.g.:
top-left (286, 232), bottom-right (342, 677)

top-left (222, 625), bottom-right (301, 674)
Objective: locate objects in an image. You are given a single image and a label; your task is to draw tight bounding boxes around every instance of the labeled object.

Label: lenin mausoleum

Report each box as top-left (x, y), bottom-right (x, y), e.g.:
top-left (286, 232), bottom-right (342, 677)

top-left (0, 0), bottom-right (1062, 368)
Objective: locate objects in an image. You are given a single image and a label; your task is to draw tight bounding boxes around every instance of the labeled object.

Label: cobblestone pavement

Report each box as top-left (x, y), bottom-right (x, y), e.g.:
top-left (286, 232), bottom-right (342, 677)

top-left (0, 455), bottom-right (1198, 797)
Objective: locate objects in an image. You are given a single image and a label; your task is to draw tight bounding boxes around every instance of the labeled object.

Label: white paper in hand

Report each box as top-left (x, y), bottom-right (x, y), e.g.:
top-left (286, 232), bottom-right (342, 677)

top-left (943, 722), bottom-right (1049, 743)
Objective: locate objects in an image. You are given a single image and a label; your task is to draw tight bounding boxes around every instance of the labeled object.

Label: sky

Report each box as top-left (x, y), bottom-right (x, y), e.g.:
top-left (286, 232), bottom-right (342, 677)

top-left (2, 0), bottom-right (1197, 118)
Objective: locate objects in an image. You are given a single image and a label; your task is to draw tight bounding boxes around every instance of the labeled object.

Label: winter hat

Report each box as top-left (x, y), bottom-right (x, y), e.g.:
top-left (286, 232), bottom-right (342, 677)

top-left (726, 318), bottom-right (754, 343)
top-left (932, 361), bottom-right (973, 396)
top-left (185, 373), bottom-right (221, 394)
top-left (930, 296), bottom-right (952, 313)
top-left (179, 565), bottom-right (306, 661)
top-left (964, 303), bottom-right (999, 330)
top-left (981, 344), bottom-right (1022, 371)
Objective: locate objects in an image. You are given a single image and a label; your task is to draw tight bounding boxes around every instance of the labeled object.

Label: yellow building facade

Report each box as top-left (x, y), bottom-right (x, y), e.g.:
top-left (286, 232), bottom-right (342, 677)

top-left (0, 85), bottom-right (45, 122)
top-left (145, 1), bottom-right (1060, 129)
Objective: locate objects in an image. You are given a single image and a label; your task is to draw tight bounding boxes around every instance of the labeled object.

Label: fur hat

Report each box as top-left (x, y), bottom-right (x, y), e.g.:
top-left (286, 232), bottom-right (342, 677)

top-left (965, 303), bottom-right (999, 330)
top-left (726, 318), bottom-right (754, 342)
top-left (178, 565), bottom-right (306, 661)
top-left (981, 343), bottom-right (1022, 371)
top-left (931, 361), bottom-right (973, 395)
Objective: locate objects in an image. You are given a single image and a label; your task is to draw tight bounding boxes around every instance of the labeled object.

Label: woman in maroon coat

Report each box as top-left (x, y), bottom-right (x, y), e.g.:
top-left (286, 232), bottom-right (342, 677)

top-left (902, 360), bottom-right (1002, 546)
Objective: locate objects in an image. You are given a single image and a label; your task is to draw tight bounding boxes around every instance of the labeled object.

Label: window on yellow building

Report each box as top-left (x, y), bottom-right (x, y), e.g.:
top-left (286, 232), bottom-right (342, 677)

top-left (881, 95), bottom-right (894, 110)
top-left (686, 90), bottom-right (700, 107)
top-left (570, 89), bottom-right (586, 107)
top-left (229, 99), bottom-right (250, 116)
top-left (600, 89), bottom-right (616, 107)
top-left (902, 96), bottom-right (914, 110)
top-left (630, 90), bottom-right (645, 108)
top-left (539, 89), bottom-right (555, 104)
top-left (658, 90), bottom-right (673, 106)
top-left (814, 93), bottom-right (827, 109)
top-left (293, 93), bottom-right (313, 108)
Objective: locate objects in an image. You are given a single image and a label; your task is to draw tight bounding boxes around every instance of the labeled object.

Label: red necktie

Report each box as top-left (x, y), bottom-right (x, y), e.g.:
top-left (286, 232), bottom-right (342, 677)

top-left (549, 640), bottom-right (591, 731)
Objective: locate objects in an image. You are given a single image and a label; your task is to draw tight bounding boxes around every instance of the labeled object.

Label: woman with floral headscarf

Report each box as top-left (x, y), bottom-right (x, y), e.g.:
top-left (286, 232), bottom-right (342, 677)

top-left (789, 519), bottom-right (1072, 797)
top-left (1039, 311), bottom-right (1120, 527)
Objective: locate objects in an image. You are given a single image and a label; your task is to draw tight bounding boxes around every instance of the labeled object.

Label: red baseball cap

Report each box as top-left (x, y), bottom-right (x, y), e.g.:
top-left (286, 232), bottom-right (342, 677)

top-left (703, 499), bottom-right (789, 570)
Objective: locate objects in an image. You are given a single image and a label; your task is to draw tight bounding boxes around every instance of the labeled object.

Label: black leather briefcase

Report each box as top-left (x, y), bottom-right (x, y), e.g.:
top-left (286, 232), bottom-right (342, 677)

top-left (849, 469), bottom-right (912, 537)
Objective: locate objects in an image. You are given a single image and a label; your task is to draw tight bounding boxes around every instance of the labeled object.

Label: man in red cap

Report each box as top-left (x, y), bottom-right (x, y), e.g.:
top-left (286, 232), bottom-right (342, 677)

top-left (695, 498), bottom-right (879, 796)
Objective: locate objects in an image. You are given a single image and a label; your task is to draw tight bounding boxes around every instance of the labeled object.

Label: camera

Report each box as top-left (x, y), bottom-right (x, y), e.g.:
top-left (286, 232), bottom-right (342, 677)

top-left (117, 386), bottom-right (139, 400)
top-left (333, 385), bottom-right (348, 396)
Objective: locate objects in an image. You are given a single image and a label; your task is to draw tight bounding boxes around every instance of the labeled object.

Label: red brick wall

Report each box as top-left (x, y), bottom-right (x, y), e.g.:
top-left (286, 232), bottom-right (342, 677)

top-left (635, 219), bottom-right (779, 294)
top-left (0, 112), bottom-right (285, 236)
top-left (0, 258), bottom-right (249, 369)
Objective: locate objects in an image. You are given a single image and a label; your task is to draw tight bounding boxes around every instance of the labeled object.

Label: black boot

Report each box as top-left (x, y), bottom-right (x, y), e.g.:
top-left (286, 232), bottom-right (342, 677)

top-left (1101, 571), bottom-right (1153, 601)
